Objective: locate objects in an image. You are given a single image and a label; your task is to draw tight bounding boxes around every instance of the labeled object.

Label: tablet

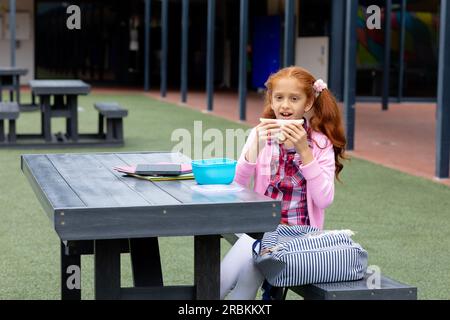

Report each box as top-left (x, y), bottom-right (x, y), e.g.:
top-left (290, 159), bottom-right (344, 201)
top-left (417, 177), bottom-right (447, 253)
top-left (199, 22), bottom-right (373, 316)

top-left (135, 164), bottom-right (184, 176)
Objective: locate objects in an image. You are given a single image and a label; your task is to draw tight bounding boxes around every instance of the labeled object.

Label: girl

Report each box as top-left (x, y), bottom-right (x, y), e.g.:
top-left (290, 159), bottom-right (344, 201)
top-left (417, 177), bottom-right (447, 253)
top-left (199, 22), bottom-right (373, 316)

top-left (220, 66), bottom-right (346, 300)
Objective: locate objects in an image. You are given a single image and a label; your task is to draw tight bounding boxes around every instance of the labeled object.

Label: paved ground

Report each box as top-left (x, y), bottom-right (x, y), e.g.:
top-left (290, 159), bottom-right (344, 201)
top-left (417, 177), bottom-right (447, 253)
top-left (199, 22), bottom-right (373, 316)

top-left (143, 89), bottom-right (450, 187)
top-left (19, 85), bottom-right (448, 186)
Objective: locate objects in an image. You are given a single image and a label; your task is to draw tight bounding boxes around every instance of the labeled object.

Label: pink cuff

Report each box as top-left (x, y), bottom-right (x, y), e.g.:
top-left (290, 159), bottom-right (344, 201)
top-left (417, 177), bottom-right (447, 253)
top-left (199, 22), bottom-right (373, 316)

top-left (300, 159), bottom-right (322, 180)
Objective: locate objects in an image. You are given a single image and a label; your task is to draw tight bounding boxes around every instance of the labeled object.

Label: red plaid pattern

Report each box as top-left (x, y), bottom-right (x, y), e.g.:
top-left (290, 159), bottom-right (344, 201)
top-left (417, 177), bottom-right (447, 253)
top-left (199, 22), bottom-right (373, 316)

top-left (264, 120), bottom-right (312, 226)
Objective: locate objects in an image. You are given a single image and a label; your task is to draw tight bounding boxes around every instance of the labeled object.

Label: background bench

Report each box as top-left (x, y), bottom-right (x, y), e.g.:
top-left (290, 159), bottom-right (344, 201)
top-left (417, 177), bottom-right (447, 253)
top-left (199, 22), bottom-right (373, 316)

top-left (94, 102), bottom-right (128, 142)
top-left (0, 102), bottom-right (19, 143)
top-left (222, 233), bottom-right (417, 300)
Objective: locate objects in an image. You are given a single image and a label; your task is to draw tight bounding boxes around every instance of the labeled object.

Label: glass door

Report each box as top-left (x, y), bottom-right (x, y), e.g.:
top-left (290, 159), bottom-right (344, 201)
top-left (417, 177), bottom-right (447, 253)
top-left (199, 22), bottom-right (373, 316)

top-left (401, 0), bottom-right (439, 98)
top-left (356, 0), bottom-right (439, 100)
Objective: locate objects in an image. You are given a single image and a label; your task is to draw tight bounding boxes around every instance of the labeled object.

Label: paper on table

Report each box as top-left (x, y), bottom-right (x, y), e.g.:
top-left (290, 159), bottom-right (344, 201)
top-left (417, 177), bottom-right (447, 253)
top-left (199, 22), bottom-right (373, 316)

top-left (127, 173), bottom-right (194, 182)
top-left (113, 165), bottom-right (137, 174)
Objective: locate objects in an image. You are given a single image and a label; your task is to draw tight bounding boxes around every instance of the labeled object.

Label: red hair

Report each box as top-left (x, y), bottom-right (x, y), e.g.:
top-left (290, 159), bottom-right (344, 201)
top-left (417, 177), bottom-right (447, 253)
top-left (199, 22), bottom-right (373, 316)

top-left (262, 66), bottom-right (347, 180)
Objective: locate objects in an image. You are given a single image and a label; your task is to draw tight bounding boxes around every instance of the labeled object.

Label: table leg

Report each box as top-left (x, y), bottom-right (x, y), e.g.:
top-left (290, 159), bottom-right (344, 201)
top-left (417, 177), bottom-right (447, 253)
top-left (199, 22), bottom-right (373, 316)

top-left (129, 238), bottom-right (163, 287)
top-left (14, 75), bottom-right (20, 104)
top-left (8, 119), bottom-right (16, 143)
top-left (67, 95), bottom-right (78, 141)
top-left (95, 239), bottom-right (121, 300)
top-left (106, 119), bottom-right (114, 141)
top-left (194, 235), bottom-right (220, 300)
top-left (40, 108), bottom-right (44, 138)
top-left (61, 241), bottom-right (81, 300)
top-left (41, 95), bottom-right (52, 142)
top-left (114, 119), bottom-right (124, 140)
top-left (98, 114), bottom-right (104, 137)
top-left (0, 120), bottom-right (5, 142)
top-left (66, 117), bottom-right (72, 140)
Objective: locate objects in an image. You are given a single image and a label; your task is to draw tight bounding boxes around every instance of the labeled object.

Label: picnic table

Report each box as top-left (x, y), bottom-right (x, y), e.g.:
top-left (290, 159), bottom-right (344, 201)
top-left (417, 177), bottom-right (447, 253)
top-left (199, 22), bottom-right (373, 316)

top-left (29, 80), bottom-right (91, 142)
top-left (0, 67), bottom-right (28, 103)
top-left (21, 151), bottom-right (280, 300)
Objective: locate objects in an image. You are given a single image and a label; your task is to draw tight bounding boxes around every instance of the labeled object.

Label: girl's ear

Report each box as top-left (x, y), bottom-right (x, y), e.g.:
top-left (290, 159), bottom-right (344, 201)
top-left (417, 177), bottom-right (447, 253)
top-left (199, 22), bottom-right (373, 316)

top-left (305, 104), bottom-right (313, 113)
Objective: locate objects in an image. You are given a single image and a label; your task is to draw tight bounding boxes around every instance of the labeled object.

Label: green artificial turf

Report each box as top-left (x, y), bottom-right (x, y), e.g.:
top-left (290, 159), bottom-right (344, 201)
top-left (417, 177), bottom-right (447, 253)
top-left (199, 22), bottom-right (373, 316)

top-left (0, 93), bottom-right (449, 299)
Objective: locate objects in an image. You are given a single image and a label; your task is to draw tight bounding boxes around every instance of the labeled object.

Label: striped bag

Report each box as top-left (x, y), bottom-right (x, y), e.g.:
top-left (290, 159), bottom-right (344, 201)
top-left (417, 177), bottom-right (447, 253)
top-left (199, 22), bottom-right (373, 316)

top-left (253, 224), bottom-right (368, 287)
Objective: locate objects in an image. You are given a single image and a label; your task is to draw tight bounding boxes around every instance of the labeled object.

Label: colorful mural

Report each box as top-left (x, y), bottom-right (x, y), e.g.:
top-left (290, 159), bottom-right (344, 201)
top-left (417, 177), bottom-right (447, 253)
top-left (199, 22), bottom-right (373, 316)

top-left (357, 5), bottom-right (439, 69)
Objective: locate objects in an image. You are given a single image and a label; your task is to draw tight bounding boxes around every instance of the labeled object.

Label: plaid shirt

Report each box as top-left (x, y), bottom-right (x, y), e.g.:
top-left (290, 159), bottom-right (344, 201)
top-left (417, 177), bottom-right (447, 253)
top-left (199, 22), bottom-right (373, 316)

top-left (264, 120), bottom-right (312, 226)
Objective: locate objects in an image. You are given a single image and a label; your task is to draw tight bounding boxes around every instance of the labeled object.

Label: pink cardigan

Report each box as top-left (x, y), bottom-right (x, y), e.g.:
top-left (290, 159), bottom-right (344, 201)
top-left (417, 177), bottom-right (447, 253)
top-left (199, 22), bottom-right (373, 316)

top-left (233, 127), bottom-right (336, 230)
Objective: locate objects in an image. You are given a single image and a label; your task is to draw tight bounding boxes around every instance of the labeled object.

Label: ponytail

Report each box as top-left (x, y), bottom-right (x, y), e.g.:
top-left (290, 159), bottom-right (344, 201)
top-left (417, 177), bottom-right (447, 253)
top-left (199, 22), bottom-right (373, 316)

top-left (310, 89), bottom-right (347, 181)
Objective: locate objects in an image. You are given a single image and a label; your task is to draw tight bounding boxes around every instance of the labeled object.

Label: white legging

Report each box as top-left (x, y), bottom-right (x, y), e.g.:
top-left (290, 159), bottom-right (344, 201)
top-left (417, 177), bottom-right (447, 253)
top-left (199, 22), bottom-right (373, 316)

top-left (220, 234), bottom-right (265, 300)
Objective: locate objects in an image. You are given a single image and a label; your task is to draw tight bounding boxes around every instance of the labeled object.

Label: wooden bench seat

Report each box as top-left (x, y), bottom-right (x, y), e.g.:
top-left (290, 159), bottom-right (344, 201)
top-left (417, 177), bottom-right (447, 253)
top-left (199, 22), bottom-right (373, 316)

top-left (0, 102), bottom-right (19, 143)
top-left (289, 273), bottom-right (417, 300)
top-left (94, 102), bottom-right (128, 142)
top-left (222, 233), bottom-right (417, 300)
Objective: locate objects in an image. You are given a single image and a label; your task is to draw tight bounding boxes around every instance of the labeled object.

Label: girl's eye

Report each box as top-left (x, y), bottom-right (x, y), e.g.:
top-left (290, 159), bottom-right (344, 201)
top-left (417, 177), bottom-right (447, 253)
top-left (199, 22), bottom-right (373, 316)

top-left (291, 96), bottom-right (299, 102)
top-left (275, 96), bottom-right (283, 101)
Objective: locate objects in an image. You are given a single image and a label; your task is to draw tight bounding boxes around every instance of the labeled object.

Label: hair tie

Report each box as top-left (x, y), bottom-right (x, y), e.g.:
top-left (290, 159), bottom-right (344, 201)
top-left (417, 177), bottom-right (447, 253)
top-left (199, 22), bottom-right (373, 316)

top-left (313, 79), bottom-right (327, 96)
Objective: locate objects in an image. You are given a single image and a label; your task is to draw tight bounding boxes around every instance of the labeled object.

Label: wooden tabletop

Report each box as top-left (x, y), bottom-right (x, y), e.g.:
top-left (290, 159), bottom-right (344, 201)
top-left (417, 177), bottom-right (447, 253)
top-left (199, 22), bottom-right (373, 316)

top-left (29, 80), bottom-right (91, 95)
top-left (0, 67), bottom-right (28, 76)
top-left (21, 152), bottom-right (280, 241)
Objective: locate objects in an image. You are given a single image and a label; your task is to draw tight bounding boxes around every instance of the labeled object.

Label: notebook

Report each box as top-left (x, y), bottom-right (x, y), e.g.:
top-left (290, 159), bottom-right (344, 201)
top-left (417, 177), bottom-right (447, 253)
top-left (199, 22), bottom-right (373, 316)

top-left (114, 163), bottom-right (192, 176)
top-left (135, 164), bottom-right (186, 176)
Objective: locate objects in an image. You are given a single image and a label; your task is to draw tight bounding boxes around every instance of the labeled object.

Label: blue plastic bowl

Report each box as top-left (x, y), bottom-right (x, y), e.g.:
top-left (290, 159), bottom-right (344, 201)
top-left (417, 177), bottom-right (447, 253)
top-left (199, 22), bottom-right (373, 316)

top-left (191, 158), bottom-right (237, 185)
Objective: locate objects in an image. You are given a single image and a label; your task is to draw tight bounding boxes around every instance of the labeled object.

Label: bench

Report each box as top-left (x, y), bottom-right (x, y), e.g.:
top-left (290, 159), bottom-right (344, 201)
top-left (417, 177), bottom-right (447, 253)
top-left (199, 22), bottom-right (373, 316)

top-left (222, 233), bottom-right (417, 300)
top-left (0, 102), bottom-right (19, 143)
top-left (94, 102), bottom-right (128, 142)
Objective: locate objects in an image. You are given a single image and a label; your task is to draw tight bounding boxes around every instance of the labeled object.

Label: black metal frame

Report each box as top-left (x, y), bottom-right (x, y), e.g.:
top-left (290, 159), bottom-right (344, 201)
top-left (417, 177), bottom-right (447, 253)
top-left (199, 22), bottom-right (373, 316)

top-left (144, 0), bottom-right (152, 91)
top-left (238, 0), bottom-right (248, 121)
top-left (382, 0), bottom-right (392, 111)
top-left (161, 0), bottom-right (169, 97)
top-left (284, 0), bottom-right (296, 67)
top-left (206, 0), bottom-right (216, 111)
top-left (436, 0), bottom-right (450, 178)
top-left (344, 0), bottom-right (358, 151)
top-left (181, 0), bottom-right (190, 103)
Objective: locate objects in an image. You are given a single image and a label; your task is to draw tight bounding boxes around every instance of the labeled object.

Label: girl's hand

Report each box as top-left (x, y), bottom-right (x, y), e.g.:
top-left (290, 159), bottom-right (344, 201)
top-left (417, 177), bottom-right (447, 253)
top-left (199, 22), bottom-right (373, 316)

top-left (281, 123), bottom-right (314, 165)
top-left (245, 120), bottom-right (280, 163)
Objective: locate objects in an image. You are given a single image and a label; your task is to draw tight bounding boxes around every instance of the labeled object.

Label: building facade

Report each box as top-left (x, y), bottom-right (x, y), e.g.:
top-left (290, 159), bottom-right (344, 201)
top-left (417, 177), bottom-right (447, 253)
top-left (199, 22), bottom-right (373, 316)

top-left (0, 0), bottom-right (441, 100)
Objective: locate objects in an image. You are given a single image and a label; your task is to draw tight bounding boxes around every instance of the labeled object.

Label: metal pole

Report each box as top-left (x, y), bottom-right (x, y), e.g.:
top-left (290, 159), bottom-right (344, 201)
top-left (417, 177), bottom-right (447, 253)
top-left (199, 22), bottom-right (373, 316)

top-left (206, 0), bottom-right (216, 111)
top-left (161, 0), bottom-right (168, 97)
top-left (144, 0), bottom-right (151, 91)
top-left (9, 0), bottom-right (16, 67)
top-left (344, 0), bottom-right (357, 151)
top-left (329, 0), bottom-right (346, 101)
top-left (238, 0), bottom-right (248, 121)
top-left (397, 0), bottom-right (406, 102)
top-left (436, 0), bottom-right (450, 178)
top-left (382, 0), bottom-right (392, 110)
top-left (181, 0), bottom-right (189, 103)
top-left (284, 0), bottom-right (295, 67)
